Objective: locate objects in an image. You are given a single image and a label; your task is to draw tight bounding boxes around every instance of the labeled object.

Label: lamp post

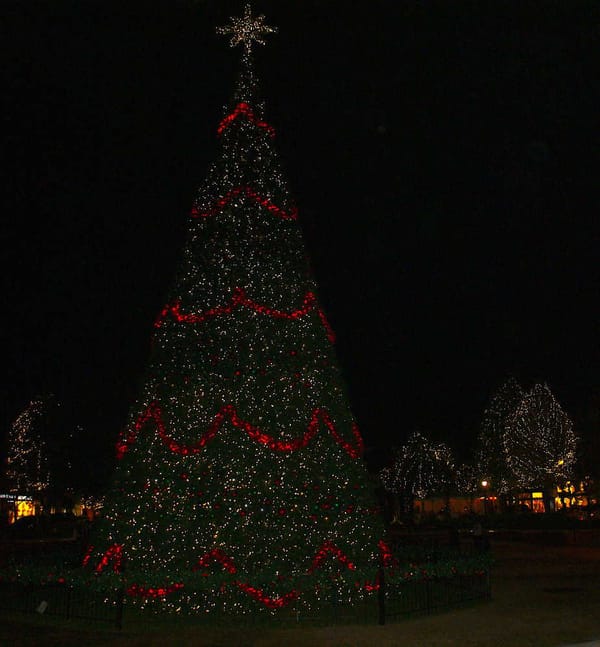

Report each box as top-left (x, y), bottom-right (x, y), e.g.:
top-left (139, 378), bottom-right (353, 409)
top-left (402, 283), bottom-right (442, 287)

top-left (481, 480), bottom-right (489, 515)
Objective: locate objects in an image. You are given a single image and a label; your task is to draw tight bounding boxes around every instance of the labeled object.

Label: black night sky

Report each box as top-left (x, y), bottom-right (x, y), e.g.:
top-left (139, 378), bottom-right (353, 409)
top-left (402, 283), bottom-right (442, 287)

top-left (2, 1), bottom-right (599, 486)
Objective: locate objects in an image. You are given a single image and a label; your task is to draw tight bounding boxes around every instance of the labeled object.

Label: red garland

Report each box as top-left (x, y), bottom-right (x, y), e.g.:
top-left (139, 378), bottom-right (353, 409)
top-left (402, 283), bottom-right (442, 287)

top-left (217, 102), bottom-right (276, 137)
top-left (94, 544), bottom-right (123, 574)
top-left (82, 544), bottom-right (94, 567)
top-left (190, 185), bottom-right (298, 221)
top-left (234, 581), bottom-right (299, 609)
top-left (362, 541), bottom-right (398, 591)
top-left (308, 540), bottom-right (356, 573)
top-left (115, 401), bottom-right (364, 460)
top-left (363, 570), bottom-right (382, 592)
top-left (127, 582), bottom-right (184, 598)
top-left (377, 539), bottom-right (397, 570)
top-left (193, 548), bottom-right (237, 574)
top-left (154, 287), bottom-right (335, 344)
top-left (93, 540), bottom-right (391, 606)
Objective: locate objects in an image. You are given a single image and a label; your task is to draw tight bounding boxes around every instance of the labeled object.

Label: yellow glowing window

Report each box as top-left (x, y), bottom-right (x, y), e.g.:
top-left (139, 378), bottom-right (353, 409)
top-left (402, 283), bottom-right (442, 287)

top-left (16, 501), bottom-right (35, 517)
top-left (532, 492), bottom-right (543, 499)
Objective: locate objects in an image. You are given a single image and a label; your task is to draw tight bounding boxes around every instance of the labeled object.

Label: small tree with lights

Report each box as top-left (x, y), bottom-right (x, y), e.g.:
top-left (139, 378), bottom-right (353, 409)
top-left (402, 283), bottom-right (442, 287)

top-left (504, 382), bottom-right (577, 512)
top-left (5, 398), bottom-right (50, 520)
top-left (474, 377), bottom-right (524, 504)
top-left (85, 6), bottom-right (386, 615)
top-left (454, 462), bottom-right (481, 513)
top-left (380, 431), bottom-right (455, 523)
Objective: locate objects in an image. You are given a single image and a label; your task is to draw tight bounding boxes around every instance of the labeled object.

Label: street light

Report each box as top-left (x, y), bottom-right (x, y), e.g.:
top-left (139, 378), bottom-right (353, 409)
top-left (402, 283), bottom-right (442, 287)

top-left (481, 480), bottom-right (490, 515)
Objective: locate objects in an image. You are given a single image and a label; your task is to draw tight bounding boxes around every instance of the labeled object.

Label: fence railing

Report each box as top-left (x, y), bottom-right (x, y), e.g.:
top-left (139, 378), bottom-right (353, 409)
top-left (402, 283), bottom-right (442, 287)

top-left (292, 569), bottom-right (491, 626)
top-left (0, 568), bottom-right (490, 629)
top-left (0, 551), bottom-right (490, 630)
top-left (381, 571), bottom-right (491, 623)
top-left (0, 581), bottom-right (124, 629)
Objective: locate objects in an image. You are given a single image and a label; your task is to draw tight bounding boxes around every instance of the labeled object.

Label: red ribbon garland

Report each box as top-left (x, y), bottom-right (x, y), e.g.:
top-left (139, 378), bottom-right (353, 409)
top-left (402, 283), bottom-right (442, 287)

top-left (94, 544), bottom-right (123, 574)
top-left (308, 540), bottom-right (356, 573)
top-left (82, 544), bottom-right (94, 567)
top-left (234, 581), bottom-right (300, 609)
top-left (92, 540), bottom-right (394, 604)
top-left (190, 185), bottom-right (298, 221)
top-left (127, 582), bottom-right (184, 598)
top-left (217, 102), bottom-right (276, 138)
top-left (193, 548), bottom-right (237, 574)
top-left (378, 539), bottom-right (397, 569)
top-left (154, 287), bottom-right (335, 343)
top-left (116, 401), bottom-right (364, 460)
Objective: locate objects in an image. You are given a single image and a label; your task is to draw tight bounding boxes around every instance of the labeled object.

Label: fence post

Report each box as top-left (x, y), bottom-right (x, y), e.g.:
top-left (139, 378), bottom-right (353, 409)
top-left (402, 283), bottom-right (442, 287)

top-left (115, 587), bottom-right (125, 630)
top-left (377, 561), bottom-right (385, 625)
top-left (66, 586), bottom-right (71, 621)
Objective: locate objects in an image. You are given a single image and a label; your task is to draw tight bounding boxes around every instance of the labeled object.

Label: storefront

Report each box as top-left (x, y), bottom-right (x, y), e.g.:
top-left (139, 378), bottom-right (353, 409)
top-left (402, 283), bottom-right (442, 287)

top-left (0, 493), bottom-right (37, 525)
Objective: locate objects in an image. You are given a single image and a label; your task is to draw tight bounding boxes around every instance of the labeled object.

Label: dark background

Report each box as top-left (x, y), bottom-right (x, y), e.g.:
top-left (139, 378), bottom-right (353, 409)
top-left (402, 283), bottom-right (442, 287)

top-left (2, 0), bottom-right (599, 487)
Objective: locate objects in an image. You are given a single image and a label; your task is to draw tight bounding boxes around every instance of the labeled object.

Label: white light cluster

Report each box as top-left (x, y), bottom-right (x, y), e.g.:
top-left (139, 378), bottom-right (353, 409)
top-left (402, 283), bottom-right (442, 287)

top-left (504, 382), bottom-right (577, 489)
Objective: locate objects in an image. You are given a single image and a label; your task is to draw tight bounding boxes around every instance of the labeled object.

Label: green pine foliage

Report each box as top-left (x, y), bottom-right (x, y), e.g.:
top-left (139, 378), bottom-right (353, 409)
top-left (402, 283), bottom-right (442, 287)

top-left (86, 37), bottom-right (383, 614)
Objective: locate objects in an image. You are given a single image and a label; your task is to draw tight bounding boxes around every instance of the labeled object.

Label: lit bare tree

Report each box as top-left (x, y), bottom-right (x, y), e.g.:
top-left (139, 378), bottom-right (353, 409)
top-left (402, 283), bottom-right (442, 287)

top-left (475, 377), bottom-right (524, 495)
top-left (504, 383), bottom-right (577, 510)
top-left (380, 431), bottom-right (455, 518)
top-left (455, 462), bottom-right (480, 501)
top-left (6, 398), bottom-right (50, 496)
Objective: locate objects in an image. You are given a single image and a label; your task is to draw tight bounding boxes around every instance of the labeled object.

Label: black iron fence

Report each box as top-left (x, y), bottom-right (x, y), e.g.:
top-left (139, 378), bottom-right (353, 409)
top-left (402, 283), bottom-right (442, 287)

top-left (0, 568), bottom-right (490, 629)
top-left (0, 581), bottom-right (124, 629)
top-left (381, 571), bottom-right (491, 623)
top-left (293, 570), bottom-right (491, 626)
top-left (0, 529), bottom-right (490, 630)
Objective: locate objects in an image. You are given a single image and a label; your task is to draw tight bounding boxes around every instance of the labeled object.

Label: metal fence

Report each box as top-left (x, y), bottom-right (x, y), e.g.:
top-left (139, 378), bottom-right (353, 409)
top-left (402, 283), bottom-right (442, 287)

top-left (381, 571), bottom-right (491, 623)
top-left (0, 581), bottom-right (124, 629)
top-left (292, 570), bottom-right (491, 626)
top-left (0, 569), bottom-right (489, 629)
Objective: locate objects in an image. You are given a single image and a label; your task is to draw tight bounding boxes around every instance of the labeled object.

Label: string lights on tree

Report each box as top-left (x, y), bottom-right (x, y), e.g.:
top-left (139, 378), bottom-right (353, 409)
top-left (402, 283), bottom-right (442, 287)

top-left (454, 462), bottom-right (480, 499)
top-left (503, 383), bottom-right (577, 494)
top-left (475, 377), bottom-right (525, 495)
top-left (380, 431), bottom-right (455, 517)
top-left (6, 397), bottom-right (50, 496)
top-left (85, 5), bottom-right (387, 614)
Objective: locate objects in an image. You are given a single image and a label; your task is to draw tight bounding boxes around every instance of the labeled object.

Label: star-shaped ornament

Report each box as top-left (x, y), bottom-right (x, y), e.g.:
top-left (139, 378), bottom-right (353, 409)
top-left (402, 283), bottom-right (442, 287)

top-left (217, 4), bottom-right (277, 52)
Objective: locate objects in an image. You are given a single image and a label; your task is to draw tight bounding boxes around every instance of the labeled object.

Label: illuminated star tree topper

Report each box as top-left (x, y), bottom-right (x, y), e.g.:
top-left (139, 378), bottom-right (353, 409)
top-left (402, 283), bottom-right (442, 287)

top-left (216, 3), bottom-right (278, 53)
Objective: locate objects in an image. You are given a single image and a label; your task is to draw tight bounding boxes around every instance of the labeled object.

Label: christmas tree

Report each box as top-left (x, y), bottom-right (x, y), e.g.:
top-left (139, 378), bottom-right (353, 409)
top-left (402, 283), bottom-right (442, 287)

top-left (86, 5), bottom-right (385, 614)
